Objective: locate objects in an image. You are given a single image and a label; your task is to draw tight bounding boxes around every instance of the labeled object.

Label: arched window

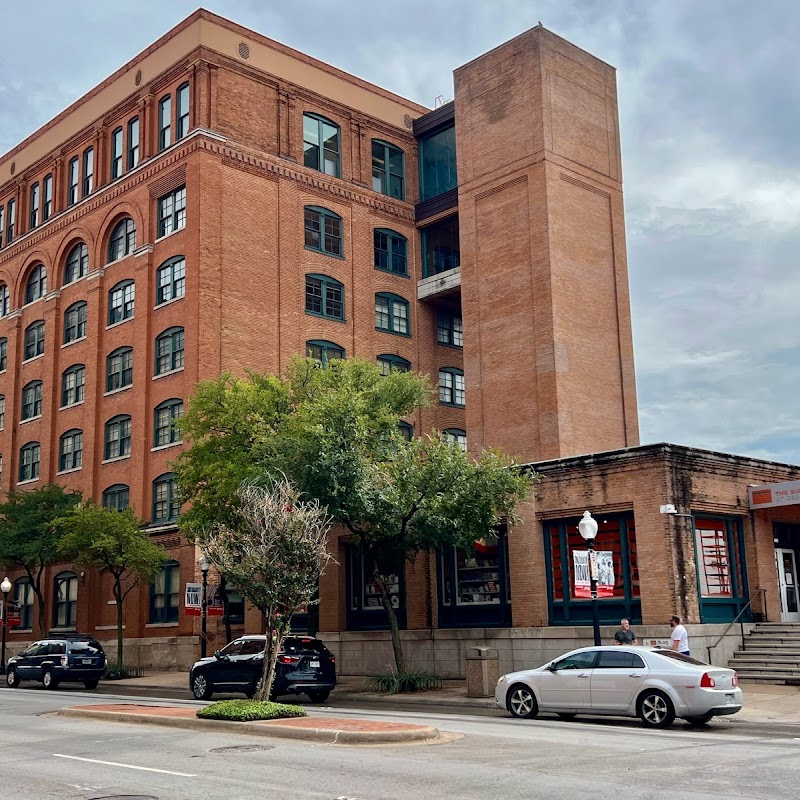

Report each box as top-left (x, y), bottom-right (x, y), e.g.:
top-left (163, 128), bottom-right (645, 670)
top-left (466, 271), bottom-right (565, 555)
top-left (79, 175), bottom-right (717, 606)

top-left (104, 415), bottom-right (132, 460)
top-left (108, 279), bottom-right (135, 325)
top-left (304, 206), bottom-right (342, 257)
top-left (306, 339), bottom-right (344, 367)
top-left (63, 301), bottom-right (88, 343)
top-left (25, 263), bottom-right (47, 304)
top-left (150, 560), bottom-right (180, 622)
top-left (156, 257), bottom-right (185, 305)
top-left (371, 140), bottom-right (405, 200)
top-left (0, 284), bottom-right (9, 317)
top-left (398, 421), bottom-right (414, 441)
top-left (303, 113), bottom-right (340, 177)
top-left (64, 242), bottom-right (88, 285)
top-left (59, 429), bottom-right (83, 471)
top-left (62, 364), bottom-right (86, 407)
top-left (154, 327), bottom-right (184, 375)
top-left (444, 428), bottom-right (467, 452)
top-left (439, 367), bottom-right (465, 407)
top-left (305, 274), bottom-right (344, 320)
top-left (378, 354), bottom-right (411, 375)
top-left (374, 229), bottom-right (408, 276)
top-left (154, 399), bottom-right (183, 447)
top-left (106, 347), bottom-right (133, 392)
top-left (23, 320), bottom-right (45, 360)
top-left (108, 218), bottom-right (136, 262)
top-left (375, 293), bottom-right (410, 335)
top-left (14, 578), bottom-right (34, 629)
top-left (21, 381), bottom-right (43, 420)
top-left (53, 571), bottom-right (78, 628)
top-left (152, 472), bottom-right (180, 523)
top-left (103, 484), bottom-right (130, 512)
top-left (18, 441), bottom-right (40, 482)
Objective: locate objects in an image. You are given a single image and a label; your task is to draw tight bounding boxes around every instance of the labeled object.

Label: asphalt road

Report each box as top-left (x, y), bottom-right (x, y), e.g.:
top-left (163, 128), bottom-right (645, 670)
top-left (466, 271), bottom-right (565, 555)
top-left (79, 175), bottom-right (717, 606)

top-left (2, 686), bottom-right (799, 800)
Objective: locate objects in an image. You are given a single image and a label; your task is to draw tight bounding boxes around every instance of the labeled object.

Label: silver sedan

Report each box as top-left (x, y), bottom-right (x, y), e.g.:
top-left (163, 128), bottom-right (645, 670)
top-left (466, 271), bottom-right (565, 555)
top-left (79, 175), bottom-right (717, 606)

top-left (495, 646), bottom-right (743, 728)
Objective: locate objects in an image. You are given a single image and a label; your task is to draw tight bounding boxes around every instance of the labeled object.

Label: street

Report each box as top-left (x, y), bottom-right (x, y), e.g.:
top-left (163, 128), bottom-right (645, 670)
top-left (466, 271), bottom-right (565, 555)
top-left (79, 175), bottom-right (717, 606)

top-left (1, 687), bottom-right (799, 800)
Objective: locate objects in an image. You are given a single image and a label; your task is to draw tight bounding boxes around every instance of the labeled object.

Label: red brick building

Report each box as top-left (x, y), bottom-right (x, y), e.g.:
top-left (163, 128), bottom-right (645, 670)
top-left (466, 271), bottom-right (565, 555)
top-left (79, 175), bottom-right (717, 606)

top-left (1, 11), bottom-right (798, 676)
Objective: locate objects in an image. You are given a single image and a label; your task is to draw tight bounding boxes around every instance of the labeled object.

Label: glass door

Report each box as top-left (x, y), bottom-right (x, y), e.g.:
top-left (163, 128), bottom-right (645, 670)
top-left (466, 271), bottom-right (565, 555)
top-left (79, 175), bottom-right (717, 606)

top-left (776, 548), bottom-right (800, 622)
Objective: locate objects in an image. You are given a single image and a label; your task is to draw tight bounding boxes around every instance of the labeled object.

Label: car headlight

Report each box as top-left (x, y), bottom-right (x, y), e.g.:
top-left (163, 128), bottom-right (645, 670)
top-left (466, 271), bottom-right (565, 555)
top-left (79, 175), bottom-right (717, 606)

top-left (497, 675), bottom-right (506, 686)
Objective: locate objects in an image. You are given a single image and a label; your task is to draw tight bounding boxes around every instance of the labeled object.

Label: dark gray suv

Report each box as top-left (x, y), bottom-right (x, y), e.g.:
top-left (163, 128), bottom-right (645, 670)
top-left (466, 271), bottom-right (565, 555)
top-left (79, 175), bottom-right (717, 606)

top-left (5, 635), bottom-right (107, 689)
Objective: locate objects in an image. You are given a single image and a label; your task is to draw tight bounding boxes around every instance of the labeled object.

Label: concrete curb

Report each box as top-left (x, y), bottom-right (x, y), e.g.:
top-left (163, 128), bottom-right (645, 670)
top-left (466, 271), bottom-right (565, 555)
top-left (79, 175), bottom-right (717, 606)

top-left (57, 707), bottom-right (445, 745)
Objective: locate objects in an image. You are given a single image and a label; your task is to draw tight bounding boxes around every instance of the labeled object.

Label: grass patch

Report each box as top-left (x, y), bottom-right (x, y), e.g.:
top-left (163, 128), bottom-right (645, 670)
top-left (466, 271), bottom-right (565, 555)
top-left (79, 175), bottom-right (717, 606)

top-left (197, 699), bottom-right (307, 722)
top-left (102, 664), bottom-right (145, 680)
top-left (366, 670), bottom-right (442, 694)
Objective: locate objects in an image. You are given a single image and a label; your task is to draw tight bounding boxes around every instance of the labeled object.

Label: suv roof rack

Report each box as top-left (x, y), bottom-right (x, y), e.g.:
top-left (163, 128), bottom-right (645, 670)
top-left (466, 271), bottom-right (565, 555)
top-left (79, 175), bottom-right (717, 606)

top-left (45, 631), bottom-right (97, 640)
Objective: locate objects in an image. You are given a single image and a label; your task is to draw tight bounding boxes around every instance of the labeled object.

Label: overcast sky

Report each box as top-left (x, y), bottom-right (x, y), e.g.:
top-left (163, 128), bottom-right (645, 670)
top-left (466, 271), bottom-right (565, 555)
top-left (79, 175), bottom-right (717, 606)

top-left (1, 0), bottom-right (797, 465)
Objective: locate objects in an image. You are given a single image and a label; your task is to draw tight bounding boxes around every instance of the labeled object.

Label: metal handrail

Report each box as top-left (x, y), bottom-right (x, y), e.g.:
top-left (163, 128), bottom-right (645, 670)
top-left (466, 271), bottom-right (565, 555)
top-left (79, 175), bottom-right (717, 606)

top-left (706, 587), bottom-right (767, 665)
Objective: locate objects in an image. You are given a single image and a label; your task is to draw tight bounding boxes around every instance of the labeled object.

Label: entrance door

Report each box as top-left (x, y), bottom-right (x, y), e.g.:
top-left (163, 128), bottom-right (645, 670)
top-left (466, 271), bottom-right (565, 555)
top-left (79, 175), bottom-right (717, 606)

top-left (776, 549), bottom-right (800, 622)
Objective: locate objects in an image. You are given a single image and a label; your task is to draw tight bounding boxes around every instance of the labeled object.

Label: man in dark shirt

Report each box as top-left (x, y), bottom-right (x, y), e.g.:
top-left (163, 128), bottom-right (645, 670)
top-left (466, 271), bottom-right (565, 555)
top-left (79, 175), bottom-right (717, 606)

top-left (614, 618), bottom-right (638, 645)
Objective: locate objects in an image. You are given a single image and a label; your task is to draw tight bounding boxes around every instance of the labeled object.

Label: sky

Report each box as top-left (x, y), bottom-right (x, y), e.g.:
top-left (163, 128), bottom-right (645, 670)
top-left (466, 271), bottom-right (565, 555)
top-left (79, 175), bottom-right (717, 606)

top-left (1, 0), bottom-right (797, 464)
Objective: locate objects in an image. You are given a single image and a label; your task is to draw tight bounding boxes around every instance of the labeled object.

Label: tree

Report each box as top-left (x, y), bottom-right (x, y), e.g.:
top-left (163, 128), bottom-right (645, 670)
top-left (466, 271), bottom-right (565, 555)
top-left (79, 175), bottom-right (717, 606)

top-left (0, 485), bottom-right (81, 635)
top-left (56, 503), bottom-right (166, 670)
top-left (201, 479), bottom-right (334, 701)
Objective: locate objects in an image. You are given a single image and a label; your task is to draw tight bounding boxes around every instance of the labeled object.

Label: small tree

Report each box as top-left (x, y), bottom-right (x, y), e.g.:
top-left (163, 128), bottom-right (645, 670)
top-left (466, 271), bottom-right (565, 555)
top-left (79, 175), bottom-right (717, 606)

top-left (56, 503), bottom-right (165, 670)
top-left (0, 485), bottom-right (81, 635)
top-left (200, 479), bottom-right (334, 701)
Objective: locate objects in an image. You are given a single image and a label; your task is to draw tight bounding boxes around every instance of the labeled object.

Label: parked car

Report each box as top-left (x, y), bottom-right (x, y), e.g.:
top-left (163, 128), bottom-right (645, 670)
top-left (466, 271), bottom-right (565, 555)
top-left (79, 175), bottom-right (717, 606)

top-left (495, 646), bottom-right (742, 728)
top-left (189, 634), bottom-right (337, 702)
top-left (5, 635), bottom-right (107, 690)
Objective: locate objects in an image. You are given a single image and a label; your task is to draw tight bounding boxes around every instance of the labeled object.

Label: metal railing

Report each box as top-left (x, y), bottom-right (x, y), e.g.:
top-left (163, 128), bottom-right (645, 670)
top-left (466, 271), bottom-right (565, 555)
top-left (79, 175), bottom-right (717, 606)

top-left (706, 587), bottom-right (767, 665)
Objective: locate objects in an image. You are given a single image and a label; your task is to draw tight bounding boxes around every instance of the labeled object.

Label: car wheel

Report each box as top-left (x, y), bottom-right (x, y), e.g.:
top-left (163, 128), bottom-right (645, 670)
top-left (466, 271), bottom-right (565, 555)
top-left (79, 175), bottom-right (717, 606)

top-left (507, 683), bottom-right (539, 719)
top-left (42, 669), bottom-right (59, 690)
top-left (686, 712), bottom-right (714, 726)
top-left (6, 668), bottom-right (20, 688)
top-left (637, 689), bottom-right (675, 728)
top-left (307, 690), bottom-right (330, 703)
top-left (557, 712), bottom-right (577, 721)
top-left (83, 678), bottom-right (99, 690)
top-left (191, 673), bottom-right (213, 700)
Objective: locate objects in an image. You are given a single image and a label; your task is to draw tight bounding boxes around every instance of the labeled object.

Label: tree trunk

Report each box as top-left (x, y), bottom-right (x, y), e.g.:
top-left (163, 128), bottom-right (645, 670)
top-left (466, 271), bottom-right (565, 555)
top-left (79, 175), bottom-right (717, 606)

top-left (257, 606), bottom-right (284, 702)
top-left (373, 566), bottom-right (405, 674)
top-left (114, 581), bottom-right (124, 671)
top-left (220, 575), bottom-right (233, 644)
top-left (31, 569), bottom-right (46, 637)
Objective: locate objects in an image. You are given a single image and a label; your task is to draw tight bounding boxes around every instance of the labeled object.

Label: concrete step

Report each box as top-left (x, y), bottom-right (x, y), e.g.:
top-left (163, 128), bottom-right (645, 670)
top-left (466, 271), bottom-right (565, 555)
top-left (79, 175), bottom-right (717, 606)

top-left (741, 635), bottom-right (800, 644)
top-left (731, 653), bottom-right (800, 663)
top-left (735, 664), bottom-right (800, 676)
top-left (739, 647), bottom-right (800, 655)
top-left (738, 675), bottom-right (800, 685)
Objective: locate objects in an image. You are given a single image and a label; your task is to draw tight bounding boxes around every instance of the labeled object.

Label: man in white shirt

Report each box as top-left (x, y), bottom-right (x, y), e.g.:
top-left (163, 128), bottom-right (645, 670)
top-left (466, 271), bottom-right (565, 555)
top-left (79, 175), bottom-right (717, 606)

top-left (670, 614), bottom-right (690, 655)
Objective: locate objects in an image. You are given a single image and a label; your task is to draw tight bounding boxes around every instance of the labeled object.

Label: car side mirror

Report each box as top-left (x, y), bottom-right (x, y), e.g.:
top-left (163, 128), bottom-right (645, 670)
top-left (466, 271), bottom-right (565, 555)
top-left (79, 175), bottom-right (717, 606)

top-left (546, 662), bottom-right (557, 672)
top-left (214, 650), bottom-right (227, 660)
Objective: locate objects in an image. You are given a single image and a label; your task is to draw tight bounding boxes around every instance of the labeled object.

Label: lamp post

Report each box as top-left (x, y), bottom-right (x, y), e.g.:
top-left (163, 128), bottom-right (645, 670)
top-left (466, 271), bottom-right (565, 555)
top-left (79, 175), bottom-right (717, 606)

top-left (578, 511), bottom-right (602, 646)
top-left (1, 576), bottom-right (11, 675)
top-left (198, 555), bottom-right (210, 659)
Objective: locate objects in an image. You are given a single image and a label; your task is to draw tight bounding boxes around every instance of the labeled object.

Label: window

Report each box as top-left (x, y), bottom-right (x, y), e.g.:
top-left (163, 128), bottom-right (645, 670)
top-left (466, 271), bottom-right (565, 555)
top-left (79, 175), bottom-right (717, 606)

top-left (61, 364), bottom-right (85, 407)
top-left (398, 421), bottom-right (414, 441)
top-left (375, 293), bottom-right (409, 335)
top-left (305, 274), bottom-right (344, 320)
top-left (0, 338), bottom-right (6, 370)
top-left (439, 368), bottom-right (465, 407)
top-left (63, 301), bottom-right (88, 343)
top-left (106, 347), bottom-right (133, 392)
top-left (5, 198), bottom-right (15, 243)
top-left (0, 206), bottom-right (3, 247)
top-left (43, 174), bottom-right (53, 221)
top-left (419, 123), bottom-right (457, 201)
top-left (111, 127), bottom-right (123, 179)
top-left (67, 156), bottom-right (79, 206)
top-left (108, 280), bottom-right (135, 324)
top-left (150, 561), bottom-right (180, 622)
top-left (53, 572), bottom-right (78, 628)
top-left (437, 311), bottom-right (463, 347)
top-left (157, 186), bottom-right (186, 237)
top-left (378, 354), bottom-right (411, 375)
top-left (14, 578), bottom-right (34, 629)
top-left (108, 217), bottom-right (136, 261)
top-left (422, 215), bottom-right (460, 277)
top-left (304, 206), bottom-right (342, 257)
top-left (303, 113), bottom-right (340, 177)
top-left (176, 82), bottom-right (190, 140)
top-left (59, 429), bottom-right (83, 471)
top-left (155, 327), bottom-right (184, 375)
top-left (694, 517), bottom-right (744, 599)
top-left (596, 650), bottom-right (645, 669)
top-left (156, 257), bottom-right (185, 304)
top-left (64, 242), bottom-right (88, 284)
top-left (25, 264), bottom-right (47, 304)
top-left (152, 473), bottom-right (180, 522)
top-left (154, 399), bottom-right (183, 447)
top-left (127, 117), bottom-right (140, 169)
top-left (82, 147), bottom-right (94, 196)
top-left (24, 321), bottom-right (45, 360)
top-left (374, 229), bottom-right (408, 276)
top-left (444, 428), bottom-right (467, 451)
top-left (21, 381), bottom-right (43, 420)
top-left (553, 651), bottom-right (598, 671)
top-left (19, 442), bottom-right (40, 482)
top-left (103, 484), bottom-right (130, 512)
top-left (372, 140), bottom-right (405, 200)
top-left (0, 395), bottom-right (4, 429)
top-left (306, 339), bottom-right (344, 366)
top-left (29, 182), bottom-right (40, 229)
top-left (158, 94), bottom-right (172, 151)
top-left (104, 415), bottom-right (132, 460)
top-left (0, 284), bottom-right (8, 317)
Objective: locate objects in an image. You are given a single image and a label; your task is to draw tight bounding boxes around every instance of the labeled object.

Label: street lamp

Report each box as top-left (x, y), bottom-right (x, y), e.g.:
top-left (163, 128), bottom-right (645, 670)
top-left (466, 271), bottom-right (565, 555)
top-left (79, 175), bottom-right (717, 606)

top-left (198, 555), bottom-right (210, 659)
top-left (1, 576), bottom-right (11, 675)
top-left (578, 511), bottom-right (602, 646)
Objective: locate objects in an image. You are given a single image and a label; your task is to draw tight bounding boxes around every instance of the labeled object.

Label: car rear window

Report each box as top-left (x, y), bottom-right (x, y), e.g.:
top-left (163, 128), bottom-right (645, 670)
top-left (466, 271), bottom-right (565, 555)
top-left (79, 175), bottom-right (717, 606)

top-left (654, 649), bottom-right (706, 666)
top-left (283, 637), bottom-right (328, 656)
top-left (68, 640), bottom-right (104, 655)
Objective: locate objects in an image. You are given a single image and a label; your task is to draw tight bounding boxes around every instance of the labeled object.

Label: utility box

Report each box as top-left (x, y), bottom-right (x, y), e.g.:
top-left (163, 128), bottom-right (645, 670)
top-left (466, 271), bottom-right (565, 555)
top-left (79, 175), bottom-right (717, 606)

top-left (466, 646), bottom-right (500, 697)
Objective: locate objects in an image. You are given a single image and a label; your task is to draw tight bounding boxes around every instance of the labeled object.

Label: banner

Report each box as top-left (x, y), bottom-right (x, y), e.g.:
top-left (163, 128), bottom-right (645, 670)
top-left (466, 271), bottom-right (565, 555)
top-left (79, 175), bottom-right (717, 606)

top-left (573, 550), bottom-right (615, 598)
top-left (185, 582), bottom-right (202, 616)
top-left (0, 599), bottom-right (21, 628)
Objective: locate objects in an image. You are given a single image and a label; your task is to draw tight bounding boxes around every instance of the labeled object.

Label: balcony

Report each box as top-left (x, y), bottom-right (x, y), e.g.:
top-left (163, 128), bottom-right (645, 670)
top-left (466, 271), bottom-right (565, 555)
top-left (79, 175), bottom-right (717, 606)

top-left (417, 266), bottom-right (461, 301)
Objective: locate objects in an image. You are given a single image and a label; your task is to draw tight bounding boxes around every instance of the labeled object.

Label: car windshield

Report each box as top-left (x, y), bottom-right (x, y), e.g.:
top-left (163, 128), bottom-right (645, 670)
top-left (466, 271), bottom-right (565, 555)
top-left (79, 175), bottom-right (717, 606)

top-left (68, 640), bottom-right (104, 655)
top-left (654, 649), bottom-right (706, 666)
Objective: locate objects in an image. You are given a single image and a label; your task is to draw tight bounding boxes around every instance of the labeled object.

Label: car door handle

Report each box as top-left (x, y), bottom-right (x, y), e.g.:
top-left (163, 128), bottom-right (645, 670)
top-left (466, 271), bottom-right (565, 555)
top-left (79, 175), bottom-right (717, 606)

top-left (629, 673), bottom-right (643, 678)
top-left (578, 673), bottom-right (590, 679)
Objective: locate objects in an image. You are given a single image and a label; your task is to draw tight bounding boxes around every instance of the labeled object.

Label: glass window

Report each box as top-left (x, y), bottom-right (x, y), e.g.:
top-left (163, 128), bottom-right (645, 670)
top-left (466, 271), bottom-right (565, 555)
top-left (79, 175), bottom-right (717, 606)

top-left (374, 229), bottom-right (408, 276)
top-left (422, 215), bottom-right (460, 277)
top-left (438, 368), bottom-right (464, 407)
top-left (303, 113), bottom-right (340, 177)
top-left (24, 321), bottom-right (45, 360)
top-left (127, 117), bottom-right (140, 169)
top-left (419, 123), bottom-right (457, 201)
top-left (53, 572), bottom-right (78, 628)
top-left (25, 264), bottom-right (47, 304)
top-left (21, 381), bottom-right (43, 420)
top-left (158, 95), bottom-right (172, 151)
top-left (306, 339), bottom-right (344, 366)
top-left (375, 293), bottom-right (409, 335)
top-left (398, 420), bottom-right (414, 441)
top-left (150, 561), bottom-right (180, 622)
top-left (437, 311), bottom-right (463, 347)
top-left (106, 347), bottom-right (133, 392)
top-left (695, 517), bottom-right (741, 598)
top-left (156, 257), bottom-right (185, 304)
top-left (0, 395), bottom-right (4, 430)
top-left (108, 217), bottom-right (136, 262)
top-left (305, 274), bottom-right (344, 320)
top-left (304, 206), bottom-right (342, 257)
top-left (0, 206), bottom-right (3, 247)
top-left (67, 157), bottom-right (79, 206)
top-left (155, 327), bottom-right (185, 375)
top-left (157, 186), bottom-right (186, 237)
top-left (43, 174), bottom-right (53, 221)
top-left (0, 285), bottom-right (8, 317)
top-left (14, 578), bottom-right (34, 629)
top-left (29, 182), bottom-right (40, 229)
top-left (59, 429), bottom-right (83, 471)
top-left (176, 83), bottom-right (190, 140)
top-left (378, 354), bottom-right (411, 375)
top-left (104, 415), bottom-right (132, 460)
top-left (5, 199), bottom-right (15, 243)
top-left (154, 399), bottom-right (183, 447)
top-left (444, 428), bottom-right (467, 451)
top-left (0, 337), bottom-right (6, 371)
top-left (441, 534), bottom-right (506, 608)
top-left (111, 127), bottom-right (123, 179)
top-left (103, 484), bottom-right (130, 512)
top-left (108, 280), bottom-right (135, 325)
top-left (64, 243), bottom-right (88, 284)
top-left (63, 302), bottom-right (87, 343)
top-left (554, 651), bottom-right (597, 671)
top-left (18, 442), bottom-right (40, 482)
top-left (61, 365), bottom-right (86, 407)
top-left (372, 140), bottom-right (405, 200)
top-left (82, 147), bottom-right (94, 197)
top-left (596, 650), bottom-right (645, 669)
top-left (152, 473), bottom-right (180, 522)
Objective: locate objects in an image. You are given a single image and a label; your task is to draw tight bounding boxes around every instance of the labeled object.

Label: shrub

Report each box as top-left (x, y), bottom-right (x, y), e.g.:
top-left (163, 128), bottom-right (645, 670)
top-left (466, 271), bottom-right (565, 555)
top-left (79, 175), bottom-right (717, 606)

top-left (103, 664), bottom-right (145, 680)
top-left (366, 670), bottom-right (442, 694)
top-left (196, 699), bottom-right (307, 722)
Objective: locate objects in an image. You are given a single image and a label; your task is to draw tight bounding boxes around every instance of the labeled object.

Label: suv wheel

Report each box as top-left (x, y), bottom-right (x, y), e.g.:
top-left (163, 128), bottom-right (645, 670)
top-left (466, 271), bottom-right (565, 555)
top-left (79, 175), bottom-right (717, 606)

top-left (307, 690), bottom-right (330, 703)
top-left (83, 678), bottom-right (100, 690)
top-left (6, 667), bottom-right (20, 688)
top-left (42, 668), bottom-right (59, 690)
top-left (191, 673), bottom-right (213, 700)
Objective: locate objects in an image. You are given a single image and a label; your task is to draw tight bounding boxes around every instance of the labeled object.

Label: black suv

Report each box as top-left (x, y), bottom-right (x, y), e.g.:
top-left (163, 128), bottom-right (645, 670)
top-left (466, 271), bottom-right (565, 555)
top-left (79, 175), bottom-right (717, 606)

top-left (189, 635), bottom-right (336, 702)
top-left (6, 634), bottom-right (107, 690)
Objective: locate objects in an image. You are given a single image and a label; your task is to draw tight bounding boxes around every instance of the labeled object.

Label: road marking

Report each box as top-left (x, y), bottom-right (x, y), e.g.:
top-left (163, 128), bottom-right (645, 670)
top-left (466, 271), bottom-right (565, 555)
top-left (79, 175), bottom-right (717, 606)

top-left (53, 754), bottom-right (196, 777)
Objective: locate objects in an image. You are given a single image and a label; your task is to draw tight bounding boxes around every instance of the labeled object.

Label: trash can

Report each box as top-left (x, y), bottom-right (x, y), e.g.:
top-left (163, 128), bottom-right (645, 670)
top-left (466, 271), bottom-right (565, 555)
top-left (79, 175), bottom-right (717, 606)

top-left (466, 646), bottom-right (500, 698)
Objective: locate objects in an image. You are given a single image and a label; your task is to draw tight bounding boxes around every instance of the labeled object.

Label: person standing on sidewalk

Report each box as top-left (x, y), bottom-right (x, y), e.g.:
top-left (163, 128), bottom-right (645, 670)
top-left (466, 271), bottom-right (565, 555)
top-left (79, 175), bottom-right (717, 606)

top-left (614, 618), bottom-right (638, 645)
top-left (669, 615), bottom-right (690, 655)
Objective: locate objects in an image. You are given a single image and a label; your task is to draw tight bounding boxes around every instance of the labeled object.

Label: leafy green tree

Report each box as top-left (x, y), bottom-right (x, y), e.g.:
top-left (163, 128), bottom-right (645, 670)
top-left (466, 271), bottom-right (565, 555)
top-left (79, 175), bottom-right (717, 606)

top-left (56, 503), bottom-right (166, 670)
top-left (0, 485), bottom-right (81, 635)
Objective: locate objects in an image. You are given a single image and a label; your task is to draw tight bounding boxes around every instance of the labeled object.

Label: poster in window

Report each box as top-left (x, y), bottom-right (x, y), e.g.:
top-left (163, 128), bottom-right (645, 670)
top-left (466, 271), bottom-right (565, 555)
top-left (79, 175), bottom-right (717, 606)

top-left (573, 550), bottom-right (615, 598)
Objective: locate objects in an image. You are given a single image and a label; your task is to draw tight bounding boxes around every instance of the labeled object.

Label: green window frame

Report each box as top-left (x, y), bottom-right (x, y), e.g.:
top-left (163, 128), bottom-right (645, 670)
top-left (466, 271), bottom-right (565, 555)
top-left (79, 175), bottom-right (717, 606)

top-left (25, 264), bottom-right (47, 304)
top-left (156, 257), bottom-right (186, 304)
top-left (418, 123), bottom-right (457, 201)
top-left (14, 578), bottom-right (34, 629)
top-left (63, 301), bottom-right (87, 343)
top-left (0, 337), bottom-right (6, 371)
top-left (422, 215), bottom-right (460, 278)
top-left (108, 280), bottom-right (135, 325)
top-left (61, 364), bottom-right (85, 407)
top-left (0, 285), bottom-right (8, 317)
top-left (103, 483), bottom-right (130, 512)
top-left (150, 560), bottom-right (180, 622)
top-left (24, 321), bottom-right (45, 360)
top-left (443, 428), bottom-right (467, 451)
top-left (155, 327), bottom-right (185, 375)
top-left (303, 113), bottom-right (340, 177)
top-left (371, 140), bottom-right (405, 200)
top-left (438, 367), bottom-right (465, 407)
top-left (5, 199), bottom-right (14, 243)
top-left (43, 174), bottom-right (53, 221)
top-left (152, 472), bottom-right (180, 523)
top-left (19, 441), bottom-right (40, 482)
top-left (108, 217), bottom-right (136, 262)
top-left (306, 339), bottom-right (344, 366)
top-left (158, 94), bottom-right (171, 151)
top-left (64, 242), bottom-right (88, 285)
top-left (375, 292), bottom-right (409, 336)
top-left (106, 347), bottom-right (133, 392)
top-left (157, 185), bottom-right (186, 237)
top-left (21, 381), bottom-right (42, 420)
top-left (154, 398), bottom-right (183, 447)
top-left (53, 572), bottom-right (78, 628)
top-left (305, 274), bottom-right (344, 320)
top-left (111, 127), bottom-right (124, 179)
top-left (29, 182), bottom-right (40, 229)
top-left (398, 421), bottom-right (414, 441)
top-left (304, 206), bottom-right (343, 257)
top-left (104, 415), bottom-right (132, 460)
top-left (59, 428), bottom-right (83, 471)
top-left (377, 354), bottom-right (411, 375)
top-left (374, 229), bottom-right (408, 276)
top-left (436, 310), bottom-right (463, 347)
top-left (67, 157), bottom-right (79, 206)
top-left (127, 117), bottom-right (140, 169)
top-left (176, 82), bottom-right (190, 140)
top-left (82, 147), bottom-right (94, 197)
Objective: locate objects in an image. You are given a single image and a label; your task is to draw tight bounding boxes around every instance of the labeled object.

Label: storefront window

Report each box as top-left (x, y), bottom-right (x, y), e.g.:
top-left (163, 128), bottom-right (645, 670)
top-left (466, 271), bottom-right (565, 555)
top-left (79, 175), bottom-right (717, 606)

top-left (345, 543), bottom-right (406, 631)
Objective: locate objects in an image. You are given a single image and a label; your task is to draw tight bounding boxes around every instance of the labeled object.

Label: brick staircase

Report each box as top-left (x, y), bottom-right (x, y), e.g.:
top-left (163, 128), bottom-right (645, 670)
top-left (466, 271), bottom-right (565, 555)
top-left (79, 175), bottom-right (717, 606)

top-left (729, 622), bottom-right (800, 684)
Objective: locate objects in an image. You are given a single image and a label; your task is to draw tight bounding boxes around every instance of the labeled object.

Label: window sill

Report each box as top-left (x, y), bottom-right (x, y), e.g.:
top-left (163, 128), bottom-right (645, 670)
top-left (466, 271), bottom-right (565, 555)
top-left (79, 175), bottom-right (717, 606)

top-left (152, 367), bottom-right (184, 381)
top-left (376, 327), bottom-right (411, 338)
top-left (145, 622), bottom-right (179, 628)
top-left (19, 415), bottom-right (42, 425)
top-left (52, 626), bottom-right (76, 632)
top-left (439, 402), bottom-right (466, 409)
top-left (305, 310), bottom-right (347, 324)
top-left (94, 624), bottom-right (126, 630)
top-left (62, 336), bottom-right (87, 349)
top-left (60, 400), bottom-right (85, 411)
top-left (22, 297), bottom-right (45, 309)
top-left (304, 245), bottom-right (345, 260)
top-left (436, 341), bottom-right (464, 350)
top-left (151, 442), bottom-right (183, 453)
top-left (16, 478), bottom-right (40, 486)
top-left (104, 384), bottom-right (133, 397)
top-left (10, 628), bottom-right (32, 634)
top-left (102, 454), bottom-right (131, 465)
top-left (106, 316), bottom-right (134, 331)
top-left (57, 466), bottom-right (83, 476)
top-left (154, 295), bottom-right (185, 311)
top-left (106, 253), bottom-right (134, 268)
top-left (154, 226), bottom-right (185, 244)
top-left (22, 353), bottom-right (45, 365)
top-left (374, 267), bottom-right (410, 279)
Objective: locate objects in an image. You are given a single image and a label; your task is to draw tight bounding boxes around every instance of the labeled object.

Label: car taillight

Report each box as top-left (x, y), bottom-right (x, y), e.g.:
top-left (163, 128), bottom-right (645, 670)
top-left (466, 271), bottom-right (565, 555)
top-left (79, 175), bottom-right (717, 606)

top-left (732, 672), bottom-right (738, 688)
top-left (277, 655), bottom-right (300, 665)
top-left (60, 655), bottom-right (68, 667)
top-left (700, 672), bottom-right (716, 688)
